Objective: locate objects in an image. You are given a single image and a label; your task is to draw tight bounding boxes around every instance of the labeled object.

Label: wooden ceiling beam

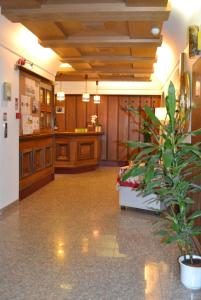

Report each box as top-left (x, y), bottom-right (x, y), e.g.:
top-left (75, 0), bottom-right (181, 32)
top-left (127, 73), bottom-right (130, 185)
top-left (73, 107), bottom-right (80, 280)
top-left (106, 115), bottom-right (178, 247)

top-left (55, 73), bottom-right (150, 81)
top-left (61, 67), bottom-right (153, 74)
top-left (0, 0), bottom-right (43, 9)
top-left (41, 37), bottom-right (162, 48)
top-left (61, 55), bottom-right (156, 63)
top-left (54, 22), bottom-right (69, 37)
top-left (125, 0), bottom-right (168, 7)
top-left (2, 4), bottom-right (170, 22)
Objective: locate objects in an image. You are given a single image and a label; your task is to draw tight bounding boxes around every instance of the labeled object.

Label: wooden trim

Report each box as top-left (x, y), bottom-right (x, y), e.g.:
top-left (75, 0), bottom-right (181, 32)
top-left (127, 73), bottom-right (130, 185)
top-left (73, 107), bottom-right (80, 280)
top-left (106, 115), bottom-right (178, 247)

top-left (19, 66), bottom-right (54, 85)
top-left (55, 165), bottom-right (98, 174)
top-left (19, 133), bottom-right (54, 141)
top-left (20, 173), bottom-right (54, 200)
top-left (100, 160), bottom-right (128, 167)
top-left (55, 131), bottom-right (104, 137)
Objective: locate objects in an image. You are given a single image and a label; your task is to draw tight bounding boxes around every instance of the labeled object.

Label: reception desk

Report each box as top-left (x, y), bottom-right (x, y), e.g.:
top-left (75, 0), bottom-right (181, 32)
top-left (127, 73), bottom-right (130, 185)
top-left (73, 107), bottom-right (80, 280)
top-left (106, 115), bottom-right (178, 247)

top-left (55, 131), bottom-right (103, 173)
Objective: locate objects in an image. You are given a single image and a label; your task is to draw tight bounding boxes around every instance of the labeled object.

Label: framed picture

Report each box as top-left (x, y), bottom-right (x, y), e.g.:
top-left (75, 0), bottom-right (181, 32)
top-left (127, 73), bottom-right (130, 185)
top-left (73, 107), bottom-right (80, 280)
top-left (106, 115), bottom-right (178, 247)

top-left (56, 106), bottom-right (65, 114)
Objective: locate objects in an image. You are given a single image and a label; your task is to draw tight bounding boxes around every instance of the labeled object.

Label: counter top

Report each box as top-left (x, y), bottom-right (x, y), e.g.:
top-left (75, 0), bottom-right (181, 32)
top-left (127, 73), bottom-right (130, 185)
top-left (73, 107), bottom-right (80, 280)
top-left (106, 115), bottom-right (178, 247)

top-left (19, 131), bottom-right (104, 141)
top-left (19, 132), bottom-right (54, 141)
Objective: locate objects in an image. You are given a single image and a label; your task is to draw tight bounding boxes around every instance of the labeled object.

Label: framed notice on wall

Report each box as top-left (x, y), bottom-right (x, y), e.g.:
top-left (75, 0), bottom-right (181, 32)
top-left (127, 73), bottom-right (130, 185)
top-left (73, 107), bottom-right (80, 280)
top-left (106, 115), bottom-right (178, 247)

top-left (19, 69), bottom-right (54, 135)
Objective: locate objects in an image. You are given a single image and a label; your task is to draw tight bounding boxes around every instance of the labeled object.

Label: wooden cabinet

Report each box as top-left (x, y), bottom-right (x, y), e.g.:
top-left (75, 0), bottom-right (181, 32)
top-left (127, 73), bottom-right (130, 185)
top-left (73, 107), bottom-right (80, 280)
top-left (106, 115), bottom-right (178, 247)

top-left (19, 134), bottom-right (54, 199)
top-left (39, 83), bottom-right (54, 132)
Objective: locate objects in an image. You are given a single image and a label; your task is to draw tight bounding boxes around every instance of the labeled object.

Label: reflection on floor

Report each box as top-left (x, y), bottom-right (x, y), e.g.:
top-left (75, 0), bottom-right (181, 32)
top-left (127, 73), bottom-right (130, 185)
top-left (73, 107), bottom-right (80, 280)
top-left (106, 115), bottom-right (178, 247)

top-left (0, 167), bottom-right (201, 300)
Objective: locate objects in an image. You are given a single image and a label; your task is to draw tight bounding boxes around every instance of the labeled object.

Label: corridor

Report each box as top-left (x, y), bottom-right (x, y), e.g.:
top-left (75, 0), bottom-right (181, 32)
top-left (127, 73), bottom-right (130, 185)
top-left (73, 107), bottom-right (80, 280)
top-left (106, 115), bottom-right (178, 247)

top-left (0, 168), bottom-right (200, 300)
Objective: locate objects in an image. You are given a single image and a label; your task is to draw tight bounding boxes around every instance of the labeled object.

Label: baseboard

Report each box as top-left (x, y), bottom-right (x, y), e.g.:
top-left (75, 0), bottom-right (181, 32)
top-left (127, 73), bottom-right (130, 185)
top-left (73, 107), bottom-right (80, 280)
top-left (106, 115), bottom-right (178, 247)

top-left (100, 160), bottom-right (128, 167)
top-left (19, 173), bottom-right (54, 200)
top-left (55, 165), bottom-right (98, 174)
top-left (0, 198), bottom-right (19, 215)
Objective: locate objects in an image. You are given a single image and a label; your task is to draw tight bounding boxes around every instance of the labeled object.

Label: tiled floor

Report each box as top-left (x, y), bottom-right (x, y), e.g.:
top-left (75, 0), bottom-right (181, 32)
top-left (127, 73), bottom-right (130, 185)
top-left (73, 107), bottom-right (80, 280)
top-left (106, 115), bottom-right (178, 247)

top-left (0, 167), bottom-right (201, 300)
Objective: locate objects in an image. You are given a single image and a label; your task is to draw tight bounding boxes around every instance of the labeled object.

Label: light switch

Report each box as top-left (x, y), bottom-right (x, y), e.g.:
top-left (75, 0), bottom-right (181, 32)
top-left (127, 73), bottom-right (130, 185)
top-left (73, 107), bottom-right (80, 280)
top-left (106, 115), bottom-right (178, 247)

top-left (3, 82), bottom-right (12, 101)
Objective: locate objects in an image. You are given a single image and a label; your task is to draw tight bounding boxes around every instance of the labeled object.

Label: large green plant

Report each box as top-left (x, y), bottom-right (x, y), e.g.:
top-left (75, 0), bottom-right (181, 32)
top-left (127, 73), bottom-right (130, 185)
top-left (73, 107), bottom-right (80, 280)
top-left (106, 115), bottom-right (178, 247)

top-left (123, 81), bottom-right (201, 258)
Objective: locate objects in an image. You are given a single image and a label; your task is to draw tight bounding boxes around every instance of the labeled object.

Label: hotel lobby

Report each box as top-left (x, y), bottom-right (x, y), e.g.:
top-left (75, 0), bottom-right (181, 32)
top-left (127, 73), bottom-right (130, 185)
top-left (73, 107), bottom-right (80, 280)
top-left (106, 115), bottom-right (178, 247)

top-left (1, 1), bottom-right (201, 299)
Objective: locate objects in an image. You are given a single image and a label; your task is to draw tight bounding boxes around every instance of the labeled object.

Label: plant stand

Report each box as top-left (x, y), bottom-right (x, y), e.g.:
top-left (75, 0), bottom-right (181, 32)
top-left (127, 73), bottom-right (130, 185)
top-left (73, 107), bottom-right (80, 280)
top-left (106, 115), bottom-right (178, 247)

top-left (119, 186), bottom-right (163, 212)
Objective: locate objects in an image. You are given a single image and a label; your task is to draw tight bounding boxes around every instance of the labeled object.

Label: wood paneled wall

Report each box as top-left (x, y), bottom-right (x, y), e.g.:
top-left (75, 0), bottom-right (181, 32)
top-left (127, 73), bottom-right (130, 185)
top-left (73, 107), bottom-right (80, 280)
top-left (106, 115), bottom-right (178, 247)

top-left (55, 94), bottom-right (161, 162)
top-left (192, 57), bottom-right (201, 247)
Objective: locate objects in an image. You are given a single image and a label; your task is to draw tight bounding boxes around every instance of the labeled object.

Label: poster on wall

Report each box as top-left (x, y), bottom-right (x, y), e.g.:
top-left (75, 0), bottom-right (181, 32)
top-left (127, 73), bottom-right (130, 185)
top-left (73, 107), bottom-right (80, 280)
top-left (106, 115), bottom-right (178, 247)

top-left (32, 82), bottom-right (40, 113)
top-left (22, 115), bottom-right (33, 135)
top-left (21, 95), bottom-right (31, 115)
top-left (25, 78), bottom-right (40, 114)
top-left (32, 116), bottom-right (40, 131)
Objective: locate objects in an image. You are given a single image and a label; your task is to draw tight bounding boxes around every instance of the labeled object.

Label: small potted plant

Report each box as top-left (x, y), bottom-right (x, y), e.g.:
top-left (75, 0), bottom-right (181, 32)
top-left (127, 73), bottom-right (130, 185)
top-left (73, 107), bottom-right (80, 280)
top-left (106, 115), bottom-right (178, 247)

top-left (123, 81), bottom-right (201, 289)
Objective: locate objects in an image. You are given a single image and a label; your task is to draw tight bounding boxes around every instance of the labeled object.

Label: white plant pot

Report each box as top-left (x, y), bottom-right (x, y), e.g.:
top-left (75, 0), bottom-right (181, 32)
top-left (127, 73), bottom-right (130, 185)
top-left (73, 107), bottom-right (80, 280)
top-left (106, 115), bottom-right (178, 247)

top-left (179, 255), bottom-right (201, 290)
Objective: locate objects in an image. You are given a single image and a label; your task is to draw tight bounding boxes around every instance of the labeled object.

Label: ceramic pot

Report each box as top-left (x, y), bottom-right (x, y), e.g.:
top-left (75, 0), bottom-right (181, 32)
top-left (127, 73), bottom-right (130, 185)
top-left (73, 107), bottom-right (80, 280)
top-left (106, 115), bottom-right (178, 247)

top-left (179, 255), bottom-right (201, 290)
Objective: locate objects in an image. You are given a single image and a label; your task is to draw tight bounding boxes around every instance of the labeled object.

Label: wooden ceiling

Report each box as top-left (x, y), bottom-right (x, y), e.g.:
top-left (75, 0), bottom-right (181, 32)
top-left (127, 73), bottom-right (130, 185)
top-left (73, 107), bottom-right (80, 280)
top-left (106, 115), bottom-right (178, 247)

top-left (0, 0), bottom-right (170, 81)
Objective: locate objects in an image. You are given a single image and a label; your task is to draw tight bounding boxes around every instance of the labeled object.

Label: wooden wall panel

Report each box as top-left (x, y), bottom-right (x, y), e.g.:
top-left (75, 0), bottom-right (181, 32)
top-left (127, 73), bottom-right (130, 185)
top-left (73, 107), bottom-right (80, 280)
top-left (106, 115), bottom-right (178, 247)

top-left (97, 95), bottom-right (108, 160)
top-left (192, 58), bottom-right (201, 246)
top-left (56, 142), bottom-right (70, 161)
top-left (66, 95), bottom-right (76, 131)
top-left (76, 95), bottom-right (87, 128)
top-left (55, 94), bottom-right (161, 162)
top-left (140, 96), bottom-right (152, 108)
top-left (107, 96), bottom-right (119, 161)
top-left (87, 98), bottom-right (98, 125)
top-left (55, 99), bottom-right (66, 131)
top-left (77, 142), bottom-right (95, 160)
top-left (118, 96), bottom-right (129, 161)
top-left (128, 96), bottom-right (140, 159)
top-left (152, 95), bottom-right (161, 108)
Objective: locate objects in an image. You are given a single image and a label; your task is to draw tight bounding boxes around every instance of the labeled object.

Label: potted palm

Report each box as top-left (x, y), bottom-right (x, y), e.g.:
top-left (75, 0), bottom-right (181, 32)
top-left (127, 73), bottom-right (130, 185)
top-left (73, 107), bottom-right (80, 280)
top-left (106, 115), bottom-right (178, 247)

top-left (122, 81), bottom-right (201, 289)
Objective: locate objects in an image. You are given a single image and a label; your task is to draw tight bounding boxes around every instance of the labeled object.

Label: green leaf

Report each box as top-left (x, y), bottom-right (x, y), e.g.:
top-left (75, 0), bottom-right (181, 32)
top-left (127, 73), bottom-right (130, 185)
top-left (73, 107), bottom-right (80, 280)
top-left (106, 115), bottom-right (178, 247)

top-left (190, 128), bottom-right (201, 136)
top-left (122, 166), bottom-right (145, 181)
top-left (134, 146), bottom-right (157, 161)
top-left (188, 211), bottom-right (201, 221)
top-left (144, 165), bottom-right (154, 184)
top-left (144, 105), bottom-right (161, 126)
top-left (164, 235), bottom-right (178, 244)
top-left (162, 149), bottom-right (173, 168)
top-left (126, 141), bottom-right (154, 149)
top-left (166, 81), bottom-right (176, 131)
top-left (154, 230), bottom-right (168, 236)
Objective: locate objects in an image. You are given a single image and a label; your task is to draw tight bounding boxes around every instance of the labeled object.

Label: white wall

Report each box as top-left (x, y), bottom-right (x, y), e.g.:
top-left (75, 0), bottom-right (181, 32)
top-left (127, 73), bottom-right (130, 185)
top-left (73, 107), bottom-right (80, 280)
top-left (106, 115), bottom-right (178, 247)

top-left (0, 10), bottom-right (60, 209)
top-left (55, 80), bottom-right (161, 96)
top-left (155, 0), bottom-right (201, 92)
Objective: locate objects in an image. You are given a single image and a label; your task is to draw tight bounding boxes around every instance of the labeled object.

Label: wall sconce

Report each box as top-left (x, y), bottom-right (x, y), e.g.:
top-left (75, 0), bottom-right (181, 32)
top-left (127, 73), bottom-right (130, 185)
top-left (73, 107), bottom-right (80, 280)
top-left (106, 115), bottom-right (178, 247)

top-left (94, 81), bottom-right (101, 104)
top-left (82, 74), bottom-right (90, 102)
top-left (56, 81), bottom-right (65, 101)
top-left (151, 26), bottom-right (160, 36)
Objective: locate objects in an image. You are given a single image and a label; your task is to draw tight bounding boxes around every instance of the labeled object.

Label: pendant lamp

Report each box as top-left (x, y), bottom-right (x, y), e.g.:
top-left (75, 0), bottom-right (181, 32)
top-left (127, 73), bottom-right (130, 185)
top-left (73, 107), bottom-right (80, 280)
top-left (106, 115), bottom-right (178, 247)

top-left (56, 81), bottom-right (65, 101)
top-left (93, 80), bottom-right (101, 104)
top-left (82, 74), bottom-right (90, 102)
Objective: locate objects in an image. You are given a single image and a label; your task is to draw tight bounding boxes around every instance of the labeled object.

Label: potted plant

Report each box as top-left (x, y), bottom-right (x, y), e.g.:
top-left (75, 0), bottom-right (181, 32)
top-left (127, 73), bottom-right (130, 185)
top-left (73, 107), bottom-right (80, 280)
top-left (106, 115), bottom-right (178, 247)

top-left (122, 81), bottom-right (201, 289)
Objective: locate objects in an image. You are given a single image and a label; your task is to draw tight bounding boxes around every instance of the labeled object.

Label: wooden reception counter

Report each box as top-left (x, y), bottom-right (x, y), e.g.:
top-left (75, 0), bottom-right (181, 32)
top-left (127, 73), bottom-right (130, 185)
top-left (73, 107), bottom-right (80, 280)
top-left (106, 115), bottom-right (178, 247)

top-left (54, 131), bottom-right (103, 173)
top-left (19, 131), bottom-right (103, 198)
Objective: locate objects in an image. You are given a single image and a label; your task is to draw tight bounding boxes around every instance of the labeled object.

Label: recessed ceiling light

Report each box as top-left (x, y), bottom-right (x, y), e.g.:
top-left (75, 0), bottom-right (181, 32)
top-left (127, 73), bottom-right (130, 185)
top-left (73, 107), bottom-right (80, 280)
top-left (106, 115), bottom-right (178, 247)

top-left (151, 27), bottom-right (160, 36)
top-left (59, 63), bottom-right (72, 68)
